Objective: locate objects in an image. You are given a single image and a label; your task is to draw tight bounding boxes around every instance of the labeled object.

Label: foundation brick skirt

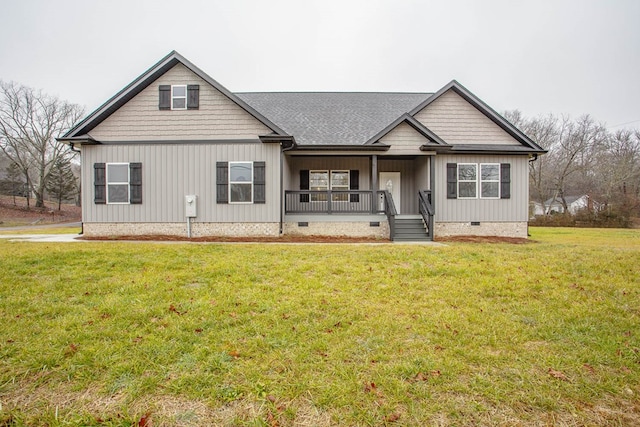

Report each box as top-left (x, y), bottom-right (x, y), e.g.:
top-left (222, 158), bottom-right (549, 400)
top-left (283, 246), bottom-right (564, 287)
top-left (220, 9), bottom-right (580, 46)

top-left (83, 222), bottom-right (280, 237)
top-left (434, 222), bottom-right (528, 238)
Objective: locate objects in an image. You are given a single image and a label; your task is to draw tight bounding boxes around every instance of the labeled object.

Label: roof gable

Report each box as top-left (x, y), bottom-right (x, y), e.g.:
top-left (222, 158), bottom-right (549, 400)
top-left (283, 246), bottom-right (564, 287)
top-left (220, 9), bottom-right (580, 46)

top-left (366, 113), bottom-right (448, 147)
top-left (63, 51), bottom-right (286, 139)
top-left (410, 80), bottom-right (545, 152)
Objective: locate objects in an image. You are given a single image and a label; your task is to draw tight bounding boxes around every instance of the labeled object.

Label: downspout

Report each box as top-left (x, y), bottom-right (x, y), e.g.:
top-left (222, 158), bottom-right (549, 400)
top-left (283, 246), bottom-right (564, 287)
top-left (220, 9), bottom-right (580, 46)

top-left (69, 142), bottom-right (83, 235)
top-left (279, 141), bottom-right (295, 235)
top-left (429, 155), bottom-right (435, 240)
top-left (527, 154), bottom-right (539, 237)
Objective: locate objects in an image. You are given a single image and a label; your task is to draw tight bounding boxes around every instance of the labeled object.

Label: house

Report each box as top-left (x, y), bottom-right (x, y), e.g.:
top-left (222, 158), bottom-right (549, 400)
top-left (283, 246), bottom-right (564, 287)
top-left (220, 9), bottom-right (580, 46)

top-left (58, 51), bottom-right (546, 241)
top-left (532, 195), bottom-right (602, 216)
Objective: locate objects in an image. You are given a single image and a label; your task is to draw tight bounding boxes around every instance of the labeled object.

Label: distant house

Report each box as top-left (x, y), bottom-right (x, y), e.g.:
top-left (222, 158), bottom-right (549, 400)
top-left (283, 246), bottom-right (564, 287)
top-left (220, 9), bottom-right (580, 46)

top-left (532, 195), bottom-right (602, 216)
top-left (58, 51), bottom-right (546, 241)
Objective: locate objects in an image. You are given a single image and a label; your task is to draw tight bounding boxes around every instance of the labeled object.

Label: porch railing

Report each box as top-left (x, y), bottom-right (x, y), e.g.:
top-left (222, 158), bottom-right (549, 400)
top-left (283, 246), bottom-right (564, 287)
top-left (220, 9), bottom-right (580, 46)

top-left (418, 190), bottom-right (434, 240)
top-left (285, 190), bottom-right (385, 214)
top-left (284, 190), bottom-right (399, 240)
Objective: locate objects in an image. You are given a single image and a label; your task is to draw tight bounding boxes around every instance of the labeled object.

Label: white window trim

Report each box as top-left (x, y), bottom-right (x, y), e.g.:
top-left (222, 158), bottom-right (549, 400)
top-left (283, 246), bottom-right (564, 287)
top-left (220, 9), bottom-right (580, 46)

top-left (308, 170), bottom-right (350, 201)
top-left (106, 162), bottom-right (130, 205)
top-left (457, 163), bottom-right (477, 199)
top-left (229, 161), bottom-right (253, 204)
top-left (171, 85), bottom-right (187, 110)
top-left (331, 170), bottom-right (350, 202)
top-left (480, 163), bottom-right (501, 199)
top-left (309, 170), bottom-right (328, 202)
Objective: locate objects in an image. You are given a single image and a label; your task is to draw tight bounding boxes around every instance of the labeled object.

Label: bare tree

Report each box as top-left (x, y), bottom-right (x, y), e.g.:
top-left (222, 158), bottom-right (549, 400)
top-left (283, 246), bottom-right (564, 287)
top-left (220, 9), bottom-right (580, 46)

top-left (504, 110), bottom-right (558, 212)
top-left (0, 81), bottom-right (83, 208)
top-left (549, 115), bottom-right (607, 212)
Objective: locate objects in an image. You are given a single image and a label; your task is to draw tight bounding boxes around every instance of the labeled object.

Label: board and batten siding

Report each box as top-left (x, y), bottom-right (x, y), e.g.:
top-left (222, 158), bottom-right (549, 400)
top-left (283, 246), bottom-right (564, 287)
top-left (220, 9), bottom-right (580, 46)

top-left (82, 143), bottom-right (281, 223)
top-left (287, 157), bottom-right (371, 190)
top-left (379, 122), bottom-right (430, 155)
top-left (414, 89), bottom-right (520, 145)
top-left (434, 154), bottom-right (529, 222)
top-left (90, 63), bottom-right (271, 141)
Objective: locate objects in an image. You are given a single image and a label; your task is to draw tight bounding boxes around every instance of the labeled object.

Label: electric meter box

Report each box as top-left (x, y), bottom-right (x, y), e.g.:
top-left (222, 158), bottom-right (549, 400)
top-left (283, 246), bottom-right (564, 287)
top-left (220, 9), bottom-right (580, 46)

top-left (185, 195), bottom-right (197, 218)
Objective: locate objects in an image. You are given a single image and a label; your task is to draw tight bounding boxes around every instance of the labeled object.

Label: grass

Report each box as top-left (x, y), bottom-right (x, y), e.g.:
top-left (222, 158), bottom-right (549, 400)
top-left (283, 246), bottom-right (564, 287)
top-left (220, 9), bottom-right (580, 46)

top-left (0, 228), bottom-right (638, 426)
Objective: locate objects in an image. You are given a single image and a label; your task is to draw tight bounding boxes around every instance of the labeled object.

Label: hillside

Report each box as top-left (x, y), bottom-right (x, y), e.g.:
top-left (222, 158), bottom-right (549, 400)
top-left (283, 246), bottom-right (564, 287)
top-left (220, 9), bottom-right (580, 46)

top-left (0, 195), bottom-right (81, 227)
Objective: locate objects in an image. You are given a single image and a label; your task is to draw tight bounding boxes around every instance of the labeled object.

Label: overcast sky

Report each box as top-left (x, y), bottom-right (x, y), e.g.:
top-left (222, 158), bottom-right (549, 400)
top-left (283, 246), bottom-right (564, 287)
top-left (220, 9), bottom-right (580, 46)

top-left (1, 0), bottom-right (638, 130)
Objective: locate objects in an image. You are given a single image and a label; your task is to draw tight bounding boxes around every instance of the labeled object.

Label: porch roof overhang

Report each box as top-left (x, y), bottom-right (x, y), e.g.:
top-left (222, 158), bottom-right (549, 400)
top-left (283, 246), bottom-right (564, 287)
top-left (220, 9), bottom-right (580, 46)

top-left (286, 143), bottom-right (390, 154)
top-left (426, 144), bottom-right (548, 155)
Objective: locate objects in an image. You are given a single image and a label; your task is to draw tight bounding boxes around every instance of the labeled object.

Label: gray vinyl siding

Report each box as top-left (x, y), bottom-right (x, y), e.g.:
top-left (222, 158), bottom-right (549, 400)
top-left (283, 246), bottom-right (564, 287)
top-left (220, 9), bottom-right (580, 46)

top-left (90, 63), bottom-right (271, 141)
top-left (380, 122), bottom-right (428, 154)
top-left (379, 158), bottom-right (429, 214)
top-left (414, 89), bottom-right (520, 145)
top-left (82, 143), bottom-right (281, 223)
top-left (434, 154), bottom-right (529, 222)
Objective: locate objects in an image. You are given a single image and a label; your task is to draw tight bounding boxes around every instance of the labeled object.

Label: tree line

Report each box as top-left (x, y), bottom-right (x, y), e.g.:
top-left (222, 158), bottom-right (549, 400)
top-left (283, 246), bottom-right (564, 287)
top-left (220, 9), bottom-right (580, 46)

top-left (0, 81), bottom-right (83, 209)
top-left (505, 110), bottom-right (640, 224)
top-left (1, 80), bottom-right (639, 224)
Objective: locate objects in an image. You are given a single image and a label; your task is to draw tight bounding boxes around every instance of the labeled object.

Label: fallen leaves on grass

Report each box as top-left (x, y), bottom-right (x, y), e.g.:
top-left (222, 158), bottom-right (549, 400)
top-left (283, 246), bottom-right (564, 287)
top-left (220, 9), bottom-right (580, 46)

top-left (548, 368), bottom-right (570, 382)
top-left (168, 304), bottom-right (186, 315)
top-left (137, 411), bottom-right (151, 427)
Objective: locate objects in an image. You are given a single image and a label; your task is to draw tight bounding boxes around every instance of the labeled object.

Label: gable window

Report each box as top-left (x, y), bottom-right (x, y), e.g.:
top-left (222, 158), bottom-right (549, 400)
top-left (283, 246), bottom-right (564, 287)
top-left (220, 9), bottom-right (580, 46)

top-left (480, 164), bottom-right (500, 198)
top-left (159, 85), bottom-right (199, 110)
top-left (172, 85), bottom-right (187, 110)
top-left (94, 162), bottom-right (142, 205)
top-left (447, 162), bottom-right (510, 200)
top-left (458, 163), bottom-right (477, 199)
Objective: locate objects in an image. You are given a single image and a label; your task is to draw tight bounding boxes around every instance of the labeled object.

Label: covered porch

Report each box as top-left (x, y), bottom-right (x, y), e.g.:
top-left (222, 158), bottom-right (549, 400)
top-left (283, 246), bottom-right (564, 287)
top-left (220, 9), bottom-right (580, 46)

top-left (282, 153), bottom-right (435, 241)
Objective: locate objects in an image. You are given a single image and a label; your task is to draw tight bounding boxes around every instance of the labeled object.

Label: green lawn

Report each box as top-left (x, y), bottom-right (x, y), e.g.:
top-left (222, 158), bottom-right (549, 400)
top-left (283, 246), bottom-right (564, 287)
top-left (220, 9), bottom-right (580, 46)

top-left (0, 228), bottom-right (639, 426)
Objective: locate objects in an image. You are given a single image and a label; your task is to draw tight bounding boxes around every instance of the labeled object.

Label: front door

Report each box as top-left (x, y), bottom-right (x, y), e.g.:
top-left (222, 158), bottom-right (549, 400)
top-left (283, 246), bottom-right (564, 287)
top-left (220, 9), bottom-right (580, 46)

top-left (379, 172), bottom-right (401, 214)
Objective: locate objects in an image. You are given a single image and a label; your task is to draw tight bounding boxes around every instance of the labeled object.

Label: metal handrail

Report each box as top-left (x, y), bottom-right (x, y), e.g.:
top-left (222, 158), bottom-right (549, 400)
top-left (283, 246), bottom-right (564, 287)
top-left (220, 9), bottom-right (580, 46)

top-left (418, 190), bottom-right (434, 240)
top-left (380, 190), bottom-right (396, 240)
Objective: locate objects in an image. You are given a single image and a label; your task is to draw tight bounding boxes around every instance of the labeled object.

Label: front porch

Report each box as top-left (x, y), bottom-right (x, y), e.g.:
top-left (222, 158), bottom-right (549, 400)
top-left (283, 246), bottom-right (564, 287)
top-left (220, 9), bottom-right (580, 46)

top-left (283, 189), bottom-right (433, 241)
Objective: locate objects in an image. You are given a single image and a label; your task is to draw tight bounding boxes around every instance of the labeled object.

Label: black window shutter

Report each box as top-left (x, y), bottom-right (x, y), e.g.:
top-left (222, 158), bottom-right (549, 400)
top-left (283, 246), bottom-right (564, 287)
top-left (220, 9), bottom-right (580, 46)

top-left (187, 85), bottom-right (199, 109)
top-left (500, 163), bottom-right (511, 199)
top-left (299, 170), bottom-right (309, 203)
top-left (253, 161), bottom-right (266, 204)
top-left (446, 163), bottom-right (457, 199)
top-left (216, 162), bottom-right (228, 204)
top-left (349, 170), bottom-right (360, 202)
top-left (129, 163), bottom-right (142, 204)
top-left (94, 163), bottom-right (106, 204)
top-left (159, 85), bottom-right (171, 110)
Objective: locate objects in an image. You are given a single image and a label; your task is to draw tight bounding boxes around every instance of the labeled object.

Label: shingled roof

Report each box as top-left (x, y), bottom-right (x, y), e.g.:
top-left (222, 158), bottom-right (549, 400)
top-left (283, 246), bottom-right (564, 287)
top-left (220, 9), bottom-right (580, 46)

top-left (236, 92), bottom-right (431, 146)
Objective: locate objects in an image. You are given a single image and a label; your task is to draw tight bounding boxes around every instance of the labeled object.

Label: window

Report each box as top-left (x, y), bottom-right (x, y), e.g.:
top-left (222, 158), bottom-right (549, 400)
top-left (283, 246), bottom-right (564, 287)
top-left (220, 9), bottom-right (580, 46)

top-left (229, 162), bottom-right (253, 203)
top-left (458, 163), bottom-right (477, 199)
top-left (331, 170), bottom-right (349, 201)
top-left (310, 170), bottom-right (329, 201)
top-left (172, 85), bottom-right (187, 110)
top-left (159, 85), bottom-right (199, 110)
top-left (308, 170), bottom-right (350, 201)
top-left (447, 162), bottom-right (511, 200)
top-left (107, 163), bottom-right (130, 203)
top-left (216, 162), bottom-right (265, 204)
top-left (94, 162), bottom-right (142, 205)
top-left (480, 164), bottom-right (500, 198)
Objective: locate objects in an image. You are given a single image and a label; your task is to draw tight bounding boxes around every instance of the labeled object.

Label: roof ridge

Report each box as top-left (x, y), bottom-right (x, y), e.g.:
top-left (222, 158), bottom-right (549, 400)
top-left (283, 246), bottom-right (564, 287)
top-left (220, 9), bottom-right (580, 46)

top-left (235, 91), bottom-right (433, 95)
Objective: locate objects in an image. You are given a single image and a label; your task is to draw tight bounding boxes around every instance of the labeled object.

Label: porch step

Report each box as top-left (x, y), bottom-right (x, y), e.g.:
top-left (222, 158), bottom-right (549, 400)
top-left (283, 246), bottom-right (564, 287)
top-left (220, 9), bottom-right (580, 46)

top-left (393, 217), bottom-right (431, 242)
